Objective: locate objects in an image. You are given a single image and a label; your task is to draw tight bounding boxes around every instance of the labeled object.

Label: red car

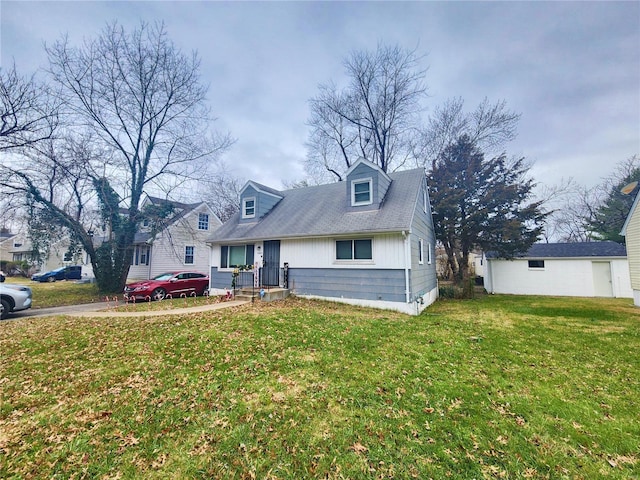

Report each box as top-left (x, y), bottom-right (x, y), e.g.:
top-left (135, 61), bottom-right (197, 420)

top-left (124, 271), bottom-right (209, 301)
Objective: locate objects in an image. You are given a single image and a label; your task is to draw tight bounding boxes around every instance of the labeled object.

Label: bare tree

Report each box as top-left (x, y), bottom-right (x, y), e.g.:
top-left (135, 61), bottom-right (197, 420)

top-left (538, 179), bottom-right (599, 243)
top-left (0, 63), bottom-right (58, 152)
top-left (0, 22), bottom-right (231, 293)
top-left (418, 97), bottom-right (520, 170)
top-left (306, 44), bottom-right (428, 181)
top-left (201, 167), bottom-right (243, 223)
top-left (539, 155), bottom-right (639, 243)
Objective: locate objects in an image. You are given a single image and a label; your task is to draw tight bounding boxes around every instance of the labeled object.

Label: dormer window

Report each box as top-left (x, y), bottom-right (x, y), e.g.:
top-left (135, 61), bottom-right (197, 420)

top-left (351, 178), bottom-right (372, 206)
top-left (243, 197), bottom-right (256, 219)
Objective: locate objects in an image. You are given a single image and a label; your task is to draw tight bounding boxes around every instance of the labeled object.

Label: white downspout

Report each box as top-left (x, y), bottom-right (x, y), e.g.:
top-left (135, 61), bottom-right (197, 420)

top-left (402, 231), bottom-right (411, 303)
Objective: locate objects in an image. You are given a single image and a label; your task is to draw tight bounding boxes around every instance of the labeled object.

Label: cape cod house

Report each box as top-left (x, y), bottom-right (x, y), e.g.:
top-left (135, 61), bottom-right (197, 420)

top-left (621, 190), bottom-right (640, 306)
top-left (128, 195), bottom-right (221, 280)
top-left (483, 242), bottom-right (633, 298)
top-left (208, 159), bottom-right (438, 315)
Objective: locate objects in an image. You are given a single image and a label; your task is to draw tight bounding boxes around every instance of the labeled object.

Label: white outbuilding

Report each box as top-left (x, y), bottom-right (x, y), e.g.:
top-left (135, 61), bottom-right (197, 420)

top-left (483, 242), bottom-right (632, 298)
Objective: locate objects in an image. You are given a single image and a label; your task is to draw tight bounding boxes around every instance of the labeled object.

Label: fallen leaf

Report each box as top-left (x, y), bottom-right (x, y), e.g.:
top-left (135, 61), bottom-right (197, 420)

top-left (349, 442), bottom-right (369, 454)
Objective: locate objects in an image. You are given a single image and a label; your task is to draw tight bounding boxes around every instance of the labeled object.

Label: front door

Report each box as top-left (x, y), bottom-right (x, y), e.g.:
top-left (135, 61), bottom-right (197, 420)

top-left (263, 240), bottom-right (281, 286)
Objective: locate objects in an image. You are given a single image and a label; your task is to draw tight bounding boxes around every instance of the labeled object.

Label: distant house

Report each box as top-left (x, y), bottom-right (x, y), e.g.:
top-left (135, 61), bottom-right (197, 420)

top-left (0, 231), bottom-right (92, 277)
top-left (484, 242), bottom-right (632, 298)
top-left (0, 232), bottom-right (20, 270)
top-left (128, 195), bottom-right (221, 280)
top-left (208, 158), bottom-right (438, 315)
top-left (621, 191), bottom-right (640, 306)
top-left (3, 234), bottom-right (32, 264)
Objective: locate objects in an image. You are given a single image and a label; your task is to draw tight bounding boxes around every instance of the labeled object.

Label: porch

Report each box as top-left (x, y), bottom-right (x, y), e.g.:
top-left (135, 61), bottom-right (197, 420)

top-left (220, 267), bottom-right (290, 302)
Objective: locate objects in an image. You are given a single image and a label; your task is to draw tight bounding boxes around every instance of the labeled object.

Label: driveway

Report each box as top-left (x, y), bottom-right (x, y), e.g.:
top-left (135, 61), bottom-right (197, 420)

top-left (3, 300), bottom-right (249, 321)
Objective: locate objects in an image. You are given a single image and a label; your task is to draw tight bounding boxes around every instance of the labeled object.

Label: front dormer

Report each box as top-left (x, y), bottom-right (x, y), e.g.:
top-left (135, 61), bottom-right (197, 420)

top-left (239, 181), bottom-right (283, 223)
top-left (345, 158), bottom-right (392, 211)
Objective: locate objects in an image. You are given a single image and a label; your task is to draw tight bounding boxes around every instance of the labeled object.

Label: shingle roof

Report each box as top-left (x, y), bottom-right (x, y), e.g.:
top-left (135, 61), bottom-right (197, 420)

top-left (244, 181), bottom-right (284, 199)
top-left (134, 232), bottom-right (152, 244)
top-left (210, 168), bottom-right (424, 243)
top-left (486, 241), bottom-right (627, 259)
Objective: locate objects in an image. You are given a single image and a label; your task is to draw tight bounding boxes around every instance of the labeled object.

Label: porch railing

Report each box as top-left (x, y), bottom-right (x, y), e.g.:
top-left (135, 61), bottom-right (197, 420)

top-left (232, 266), bottom-right (289, 291)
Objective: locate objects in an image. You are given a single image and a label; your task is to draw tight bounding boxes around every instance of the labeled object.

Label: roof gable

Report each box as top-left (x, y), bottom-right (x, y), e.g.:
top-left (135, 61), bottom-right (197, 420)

top-left (240, 181), bottom-right (284, 200)
top-left (239, 181), bottom-right (284, 223)
top-left (344, 158), bottom-right (391, 182)
top-left (345, 158), bottom-right (393, 211)
top-left (135, 195), bottom-right (220, 243)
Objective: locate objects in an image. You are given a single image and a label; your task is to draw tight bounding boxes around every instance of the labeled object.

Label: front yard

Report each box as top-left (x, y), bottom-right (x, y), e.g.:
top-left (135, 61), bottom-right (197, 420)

top-left (1, 295), bottom-right (638, 479)
top-left (3, 277), bottom-right (104, 308)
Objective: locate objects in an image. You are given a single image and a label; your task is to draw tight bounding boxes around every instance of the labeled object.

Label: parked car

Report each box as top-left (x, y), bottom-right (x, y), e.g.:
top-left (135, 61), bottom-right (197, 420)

top-left (32, 265), bottom-right (82, 282)
top-left (124, 271), bottom-right (210, 301)
top-left (0, 283), bottom-right (33, 320)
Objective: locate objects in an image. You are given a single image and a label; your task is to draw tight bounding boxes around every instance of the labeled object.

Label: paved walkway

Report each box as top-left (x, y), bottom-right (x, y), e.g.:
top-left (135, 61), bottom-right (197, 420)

top-left (11, 300), bottom-right (249, 320)
top-left (71, 300), bottom-right (250, 318)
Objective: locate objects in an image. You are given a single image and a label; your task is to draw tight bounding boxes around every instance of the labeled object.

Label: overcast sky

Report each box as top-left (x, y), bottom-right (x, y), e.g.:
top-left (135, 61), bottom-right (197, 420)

top-left (2, 1), bottom-right (639, 193)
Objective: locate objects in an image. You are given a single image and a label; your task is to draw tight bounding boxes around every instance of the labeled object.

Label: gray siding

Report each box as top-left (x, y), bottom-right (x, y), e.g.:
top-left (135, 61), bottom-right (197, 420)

top-left (346, 162), bottom-right (391, 211)
top-left (210, 268), bottom-right (233, 289)
top-left (239, 185), bottom-right (282, 223)
top-left (289, 268), bottom-right (406, 303)
top-left (409, 178), bottom-right (438, 298)
top-left (375, 169), bottom-right (392, 204)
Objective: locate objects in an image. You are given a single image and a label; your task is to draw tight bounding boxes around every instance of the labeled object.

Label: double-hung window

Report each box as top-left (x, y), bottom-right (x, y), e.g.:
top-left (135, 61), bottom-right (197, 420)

top-left (351, 179), bottom-right (372, 206)
top-left (242, 197), bottom-right (256, 219)
top-left (336, 239), bottom-right (372, 261)
top-left (198, 213), bottom-right (209, 230)
top-left (221, 244), bottom-right (255, 268)
top-left (185, 246), bottom-right (195, 264)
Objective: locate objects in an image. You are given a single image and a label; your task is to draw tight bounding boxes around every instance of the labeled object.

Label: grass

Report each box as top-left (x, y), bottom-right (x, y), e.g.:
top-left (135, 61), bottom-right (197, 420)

top-left (3, 277), bottom-right (104, 308)
top-left (4, 276), bottom-right (227, 310)
top-left (0, 295), bottom-right (638, 479)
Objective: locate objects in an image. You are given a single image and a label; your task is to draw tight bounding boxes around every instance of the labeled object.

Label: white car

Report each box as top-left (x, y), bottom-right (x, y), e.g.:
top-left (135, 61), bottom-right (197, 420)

top-left (0, 283), bottom-right (33, 320)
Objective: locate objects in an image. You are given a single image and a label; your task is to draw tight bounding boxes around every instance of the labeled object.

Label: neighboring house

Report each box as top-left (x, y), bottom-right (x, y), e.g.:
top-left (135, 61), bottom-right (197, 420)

top-left (621, 190), bottom-right (640, 306)
top-left (0, 232), bottom-right (17, 265)
top-left (484, 242), bottom-right (632, 298)
top-left (4, 234), bottom-right (35, 265)
top-left (2, 234), bottom-right (93, 277)
top-left (128, 195), bottom-right (221, 280)
top-left (208, 158), bottom-right (438, 315)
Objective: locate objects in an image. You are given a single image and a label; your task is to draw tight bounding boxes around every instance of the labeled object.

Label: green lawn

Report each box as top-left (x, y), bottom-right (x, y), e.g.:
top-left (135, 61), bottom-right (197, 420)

top-left (1, 295), bottom-right (638, 479)
top-left (3, 277), bottom-right (104, 308)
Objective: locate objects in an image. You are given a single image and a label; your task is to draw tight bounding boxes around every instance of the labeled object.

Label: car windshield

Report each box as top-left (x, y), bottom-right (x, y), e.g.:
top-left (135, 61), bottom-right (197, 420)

top-left (153, 273), bottom-right (175, 281)
top-left (51, 267), bottom-right (65, 273)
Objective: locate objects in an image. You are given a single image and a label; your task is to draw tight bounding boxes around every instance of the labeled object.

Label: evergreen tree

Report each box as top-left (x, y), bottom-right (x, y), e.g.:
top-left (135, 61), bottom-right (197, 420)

top-left (588, 165), bottom-right (640, 243)
top-left (429, 135), bottom-right (546, 284)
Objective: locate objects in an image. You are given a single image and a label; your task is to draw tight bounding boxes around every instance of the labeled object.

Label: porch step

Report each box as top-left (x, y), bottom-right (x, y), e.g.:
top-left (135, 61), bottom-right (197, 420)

top-left (236, 288), bottom-right (290, 302)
